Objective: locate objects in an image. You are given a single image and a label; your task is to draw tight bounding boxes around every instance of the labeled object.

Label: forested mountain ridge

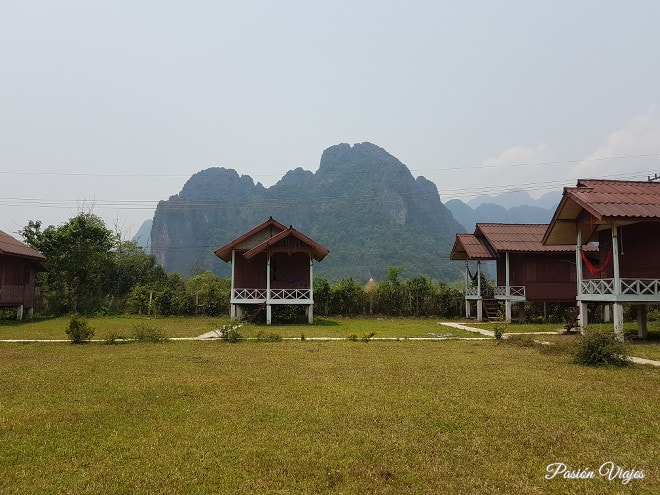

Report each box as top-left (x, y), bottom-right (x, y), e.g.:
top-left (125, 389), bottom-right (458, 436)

top-left (447, 189), bottom-right (561, 232)
top-left (445, 199), bottom-right (556, 234)
top-left (150, 142), bottom-right (465, 282)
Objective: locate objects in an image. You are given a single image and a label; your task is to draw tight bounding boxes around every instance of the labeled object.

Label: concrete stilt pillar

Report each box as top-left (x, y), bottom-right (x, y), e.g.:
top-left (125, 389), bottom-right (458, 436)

top-left (578, 301), bottom-right (589, 334)
top-left (637, 305), bottom-right (648, 339)
top-left (613, 303), bottom-right (624, 341)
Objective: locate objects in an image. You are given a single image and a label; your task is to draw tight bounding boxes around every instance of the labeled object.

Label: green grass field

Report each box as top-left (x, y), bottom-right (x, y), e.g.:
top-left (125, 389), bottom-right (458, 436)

top-left (0, 315), bottom-right (484, 341)
top-left (0, 318), bottom-right (658, 494)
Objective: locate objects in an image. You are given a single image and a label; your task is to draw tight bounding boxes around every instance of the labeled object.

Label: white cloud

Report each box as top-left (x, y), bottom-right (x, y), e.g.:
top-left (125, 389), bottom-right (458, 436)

top-left (482, 143), bottom-right (553, 169)
top-left (477, 143), bottom-right (557, 196)
top-left (571, 106), bottom-right (660, 181)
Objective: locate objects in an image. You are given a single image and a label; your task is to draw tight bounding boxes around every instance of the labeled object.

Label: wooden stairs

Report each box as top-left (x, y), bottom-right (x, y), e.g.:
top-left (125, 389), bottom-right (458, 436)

top-left (246, 302), bottom-right (267, 323)
top-left (482, 298), bottom-right (501, 320)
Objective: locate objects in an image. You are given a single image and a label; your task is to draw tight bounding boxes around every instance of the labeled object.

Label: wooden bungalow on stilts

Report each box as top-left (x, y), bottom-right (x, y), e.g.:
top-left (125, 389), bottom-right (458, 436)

top-left (543, 179), bottom-right (660, 341)
top-left (214, 218), bottom-right (329, 325)
top-left (451, 223), bottom-right (596, 323)
top-left (0, 230), bottom-right (46, 320)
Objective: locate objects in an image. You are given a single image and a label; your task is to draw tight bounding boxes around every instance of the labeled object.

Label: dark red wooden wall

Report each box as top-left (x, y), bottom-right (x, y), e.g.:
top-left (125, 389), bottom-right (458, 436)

top-left (496, 252), bottom-right (577, 302)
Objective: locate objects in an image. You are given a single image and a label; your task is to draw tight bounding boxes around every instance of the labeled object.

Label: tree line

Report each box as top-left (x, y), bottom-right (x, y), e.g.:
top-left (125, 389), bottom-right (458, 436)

top-left (20, 213), bottom-right (464, 319)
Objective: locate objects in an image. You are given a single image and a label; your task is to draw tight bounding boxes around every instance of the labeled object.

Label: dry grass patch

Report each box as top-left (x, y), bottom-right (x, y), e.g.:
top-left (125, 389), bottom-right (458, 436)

top-left (0, 340), bottom-right (657, 494)
top-left (0, 315), bottom-right (232, 340)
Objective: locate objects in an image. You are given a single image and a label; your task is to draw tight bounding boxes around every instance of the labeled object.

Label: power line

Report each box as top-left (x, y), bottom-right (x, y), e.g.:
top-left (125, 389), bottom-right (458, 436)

top-left (1, 151), bottom-right (659, 180)
top-left (0, 169), bottom-right (653, 210)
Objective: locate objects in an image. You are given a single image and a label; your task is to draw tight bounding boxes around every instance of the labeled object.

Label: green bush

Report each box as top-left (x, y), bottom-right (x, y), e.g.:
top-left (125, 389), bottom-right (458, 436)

top-left (573, 328), bottom-right (630, 367)
top-left (133, 324), bottom-right (168, 343)
top-left (256, 330), bottom-right (282, 342)
top-left (223, 328), bottom-right (244, 343)
top-left (65, 314), bottom-right (95, 344)
top-left (492, 322), bottom-right (507, 342)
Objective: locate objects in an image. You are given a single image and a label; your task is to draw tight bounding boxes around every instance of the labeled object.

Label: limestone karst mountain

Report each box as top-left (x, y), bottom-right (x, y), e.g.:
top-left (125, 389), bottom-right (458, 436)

top-left (149, 142), bottom-right (465, 282)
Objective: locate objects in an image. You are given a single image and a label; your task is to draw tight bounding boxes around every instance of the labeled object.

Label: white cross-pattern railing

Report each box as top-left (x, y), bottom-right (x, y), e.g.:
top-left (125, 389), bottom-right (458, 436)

top-left (269, 288), bottom-right (311, 300)
top-left (465, 287), bottom-right (480, 297)
top-left (465, 286), bottom-right (494, 298)
top-left (579, 278), bottom-right (660, 297)
top-left (232, 288), bottom-right (311, 302)
top-left (493, 286), bottom-right (525, 298)
top-left (621, 278), bottom-right (660, 296)
top-left (233, 288), bottom-right (267, 300)
top-left (580, 279), bottom-right (614, 295)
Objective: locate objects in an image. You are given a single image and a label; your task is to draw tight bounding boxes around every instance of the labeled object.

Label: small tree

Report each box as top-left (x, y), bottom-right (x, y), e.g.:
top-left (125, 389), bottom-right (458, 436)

top-left (66, 314), bottom-right (95, 344)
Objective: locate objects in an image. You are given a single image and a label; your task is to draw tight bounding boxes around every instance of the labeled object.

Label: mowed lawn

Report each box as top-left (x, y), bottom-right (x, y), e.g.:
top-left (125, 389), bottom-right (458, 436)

top-left (1, 334), bottom-right (658, 494)
top-left (0, 315), bottom-right (485, 340)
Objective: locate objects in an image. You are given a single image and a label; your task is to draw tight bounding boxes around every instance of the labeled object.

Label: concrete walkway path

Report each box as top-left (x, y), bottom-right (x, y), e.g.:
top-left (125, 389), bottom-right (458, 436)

top-left (2, 321), bottom-right (659, 367)
top-left (439, 321), bottom-right (660, 367)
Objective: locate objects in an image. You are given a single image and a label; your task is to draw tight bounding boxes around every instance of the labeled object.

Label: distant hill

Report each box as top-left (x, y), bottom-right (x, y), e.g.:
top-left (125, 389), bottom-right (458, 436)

top-left (447, 190), bottom-right (560, 233)
top-left (132, 219), bottom-right (152, 252)
top-left (150, 142), bottom-right (465, 282)
top-left (466, 189), bottom-right (561, 210)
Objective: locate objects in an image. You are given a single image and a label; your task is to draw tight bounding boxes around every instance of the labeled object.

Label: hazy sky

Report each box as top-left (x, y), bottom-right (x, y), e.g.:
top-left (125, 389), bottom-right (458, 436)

top-left (2, 1), bottom-right (660, 238)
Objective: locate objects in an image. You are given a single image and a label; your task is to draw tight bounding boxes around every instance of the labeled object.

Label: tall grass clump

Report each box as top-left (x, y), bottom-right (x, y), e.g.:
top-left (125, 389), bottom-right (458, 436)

top-left (492, 322), bottom-right (507, 342)
top-left (573, 328), bottom-right (630, 367)
top-left (223, 328), bottom-right (244, 343)
top-left (256, 330), bottom-right (282, 342)
top-left (65, 314), bottom-right (94, 344)
top-left (133, 324), bottom-right (168, 343)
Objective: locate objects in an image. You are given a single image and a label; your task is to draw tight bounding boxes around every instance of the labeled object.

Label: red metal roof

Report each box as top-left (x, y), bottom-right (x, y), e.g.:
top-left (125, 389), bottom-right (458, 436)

top-left (244, 226), bottom-right (329, 262)
top-left (450, 223), bottom-right (594, 260)
top-left (214, 217), bottom-right (328, 262)
top-left (0, 230), bottom-right (46, 262)
top-left (544, 179), bottom-right (660, 245)
top-left (476, 223), bottom-right (582, 254)
top-left (214, 217), bottom-right (287, 261)
top-left (450, 234), bottom-right (494, 260)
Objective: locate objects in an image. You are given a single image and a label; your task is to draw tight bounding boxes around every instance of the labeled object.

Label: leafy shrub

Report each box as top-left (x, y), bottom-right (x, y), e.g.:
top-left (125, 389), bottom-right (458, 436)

top-left (223, 328), bottom-right (244, 343)
top-left (347, 333), bottom-right (358, 342)
top-left (492, 323), bottom-right (507, 342)
top-left (133, 324), bottom-right (168, 343)
top-left (362, 331), bottom-right (376, 342)
top-left (66, 314), bottom-right (94, 344)
top-left (647, 307), bottom-right (660, 322)
top-left (256, 331), bottom-right (282, 342)
top-left (573, 328), bottom-right (630, 367)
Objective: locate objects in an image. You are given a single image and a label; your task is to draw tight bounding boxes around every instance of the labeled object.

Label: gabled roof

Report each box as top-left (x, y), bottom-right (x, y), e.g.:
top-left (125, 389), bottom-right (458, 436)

top-left (450, 234), bottom-right (494, 260)
top-left (544, 179), bottom-right (660, 245)
top-left (0, 230), bottom-right (46, 264)
top-left (214, 217), bottom-right (328, 262)
top-left (214, 217), bottom-right (287, 262)
top-left (476, 223), bottom-right (581, 253)
top-left (243, 226), bottom-right (329, 262)
top-left (450, 223), bottom-right (595, 260)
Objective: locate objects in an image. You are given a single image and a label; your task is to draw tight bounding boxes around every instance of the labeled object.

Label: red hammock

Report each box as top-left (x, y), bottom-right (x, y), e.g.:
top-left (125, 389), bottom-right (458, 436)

top-left (580, 249), bottom-right (612, 275)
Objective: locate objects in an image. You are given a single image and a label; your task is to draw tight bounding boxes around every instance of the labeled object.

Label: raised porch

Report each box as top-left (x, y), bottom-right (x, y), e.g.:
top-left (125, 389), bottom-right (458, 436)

top-left (232, 288), bottom-right (313, 304)
top-left (465, 285), bottom-right (526, 301)
top-left (579, 278), bottom-right (660, 303)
